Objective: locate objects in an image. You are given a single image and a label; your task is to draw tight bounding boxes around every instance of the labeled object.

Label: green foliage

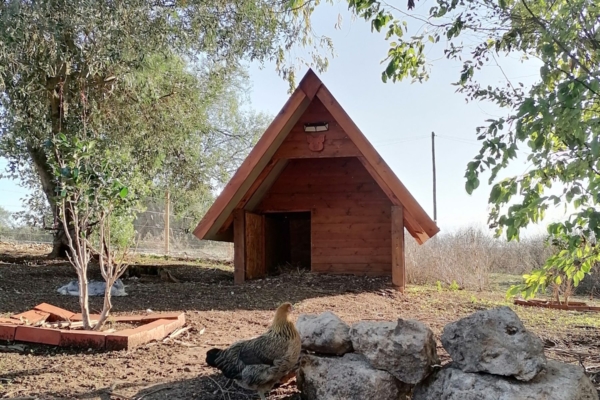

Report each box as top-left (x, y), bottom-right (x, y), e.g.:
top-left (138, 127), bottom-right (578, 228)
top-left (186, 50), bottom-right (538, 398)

top-left (346, 0), bottom-right (600, 300)
top-left (0, 0), bottom-right (333, 250)
top-left (449, 280), bottom-right (460, 291)
top-left (49, 134), bottom-right (136, 225)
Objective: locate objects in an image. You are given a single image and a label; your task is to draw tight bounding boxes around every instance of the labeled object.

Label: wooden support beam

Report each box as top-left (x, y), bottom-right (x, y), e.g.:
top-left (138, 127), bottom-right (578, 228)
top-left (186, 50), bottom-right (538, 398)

top-left (233, 209), bottom-right (245, 285)
top-left (391, 205), bottom-right (406, 292)
top-left (245, 212), bottom-right (266, 280)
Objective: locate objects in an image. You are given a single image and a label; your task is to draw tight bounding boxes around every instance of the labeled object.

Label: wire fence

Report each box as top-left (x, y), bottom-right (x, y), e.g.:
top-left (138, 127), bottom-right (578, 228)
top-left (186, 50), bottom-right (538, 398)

top-left (0, 191), bottom-right (233, 262)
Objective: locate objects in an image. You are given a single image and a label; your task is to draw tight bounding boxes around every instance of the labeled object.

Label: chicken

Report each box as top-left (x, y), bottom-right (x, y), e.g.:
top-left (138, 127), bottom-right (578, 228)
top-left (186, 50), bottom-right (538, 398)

top-left (205, 302), bottom-right (301, 400)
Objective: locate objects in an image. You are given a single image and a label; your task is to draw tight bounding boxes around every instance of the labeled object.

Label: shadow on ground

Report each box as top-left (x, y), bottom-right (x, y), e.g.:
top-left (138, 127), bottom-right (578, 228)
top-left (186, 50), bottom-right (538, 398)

top-left (0, 253), bottom-right (393, 315)
top-left (1, 372), bottom-right (299, 400)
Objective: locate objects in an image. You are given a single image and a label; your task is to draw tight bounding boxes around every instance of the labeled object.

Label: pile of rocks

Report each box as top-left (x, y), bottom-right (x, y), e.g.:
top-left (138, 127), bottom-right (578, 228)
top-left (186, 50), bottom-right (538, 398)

top-left (295, 307), bottom-right (598, 400)
top-left (295, 311), bottom-right (438, 399)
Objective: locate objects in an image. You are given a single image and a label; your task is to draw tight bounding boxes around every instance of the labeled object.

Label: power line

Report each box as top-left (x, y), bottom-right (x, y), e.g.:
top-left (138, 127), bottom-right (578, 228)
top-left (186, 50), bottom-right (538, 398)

top-left (373, 135), bottom-right (429, 146)
top-left (437, 135), bottom-right (531, 156)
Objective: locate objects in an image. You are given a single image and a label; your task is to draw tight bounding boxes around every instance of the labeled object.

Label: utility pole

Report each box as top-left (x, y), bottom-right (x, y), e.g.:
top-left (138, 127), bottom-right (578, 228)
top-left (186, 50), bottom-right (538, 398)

top-left (431, 132), bottom-right (437, 223)
top-left (164, 190), bottom-right (170, 255)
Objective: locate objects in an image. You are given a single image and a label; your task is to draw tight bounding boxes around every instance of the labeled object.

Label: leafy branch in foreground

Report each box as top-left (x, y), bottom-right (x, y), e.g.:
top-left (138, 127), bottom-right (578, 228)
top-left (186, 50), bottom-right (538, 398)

top-left (345, 0), bottom-right (600, 299)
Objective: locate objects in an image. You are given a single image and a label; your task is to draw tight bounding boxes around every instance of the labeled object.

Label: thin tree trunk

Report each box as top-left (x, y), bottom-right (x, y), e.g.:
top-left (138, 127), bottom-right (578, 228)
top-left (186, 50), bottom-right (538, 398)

top-left (77, 268), bottom-right (92, 330)
top-left (95, 279), bottom-right (113, 331)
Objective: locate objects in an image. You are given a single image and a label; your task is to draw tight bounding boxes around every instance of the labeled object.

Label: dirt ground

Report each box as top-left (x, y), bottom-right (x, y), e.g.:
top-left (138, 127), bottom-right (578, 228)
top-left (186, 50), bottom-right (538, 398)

top-left (0, 241), bottom-right (599, 399)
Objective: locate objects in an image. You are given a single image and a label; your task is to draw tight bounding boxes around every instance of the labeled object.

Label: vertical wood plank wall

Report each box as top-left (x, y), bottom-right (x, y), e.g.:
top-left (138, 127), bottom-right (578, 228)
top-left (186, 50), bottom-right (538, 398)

top-left (233, 209), bottom-right (245, 285)
top-left (245, 212), bottom-right (266, 279)
top-left (391, 205), bottom-right (406, 291)
top-left (257, 157), bottom-right (393, 276)
top-left (272, 99), bottom-right (362, 160)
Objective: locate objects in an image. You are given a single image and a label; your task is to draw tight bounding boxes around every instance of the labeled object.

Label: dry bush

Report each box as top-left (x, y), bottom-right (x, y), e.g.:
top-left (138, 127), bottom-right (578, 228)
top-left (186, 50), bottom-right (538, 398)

top-left (405, 227), bottom-right (551, 291)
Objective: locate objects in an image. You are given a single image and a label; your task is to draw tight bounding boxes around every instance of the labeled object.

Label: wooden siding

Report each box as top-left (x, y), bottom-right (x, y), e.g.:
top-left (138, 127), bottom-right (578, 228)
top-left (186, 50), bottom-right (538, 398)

top-left (391, 205), bottom-right (406, 291)
top-left (194, 69), bottom-right (439, 246)
top-left (245, 212), bottom-right (265, 280)
top-left (256, 157), bottom-right (393, 276)
top-left (273, 99), bottom-right (362, 160)
top-left (233, 209), bottom-right (245, 285)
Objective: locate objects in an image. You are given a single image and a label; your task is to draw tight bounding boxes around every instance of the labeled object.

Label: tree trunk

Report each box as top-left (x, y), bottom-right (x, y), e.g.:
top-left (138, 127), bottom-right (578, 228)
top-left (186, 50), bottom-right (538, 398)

top-left (77, 266), bottom-right (93, 330)
top-left (27, 144), bottom-right (70, 258)
top-left (43, 74), bottom-right (71, 258)
top-left (94, 278), bottom-right (114, 331)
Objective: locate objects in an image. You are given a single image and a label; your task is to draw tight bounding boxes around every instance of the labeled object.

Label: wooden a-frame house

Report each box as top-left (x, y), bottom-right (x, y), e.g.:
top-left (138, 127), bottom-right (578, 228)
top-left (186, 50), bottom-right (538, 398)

top-left (193, 69), bottom-right (439, 291)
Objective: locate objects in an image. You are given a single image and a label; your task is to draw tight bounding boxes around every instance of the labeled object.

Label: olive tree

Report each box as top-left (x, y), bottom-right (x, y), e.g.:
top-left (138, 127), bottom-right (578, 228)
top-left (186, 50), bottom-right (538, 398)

top-left (0, 0), bottom-right (332, 257)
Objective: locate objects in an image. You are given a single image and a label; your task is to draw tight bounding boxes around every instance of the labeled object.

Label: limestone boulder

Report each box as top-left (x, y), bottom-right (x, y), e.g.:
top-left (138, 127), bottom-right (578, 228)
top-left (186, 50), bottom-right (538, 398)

top-left (413, 360), bottom-right (598, 400)
top-left (441, 306), bottom-right (546, 381)
top-left (350, 318), bottom-right (439, 384)
top-left (297, 353), bottom-right (410, 400)
top-left (296, 312), bottom-right (353, 355)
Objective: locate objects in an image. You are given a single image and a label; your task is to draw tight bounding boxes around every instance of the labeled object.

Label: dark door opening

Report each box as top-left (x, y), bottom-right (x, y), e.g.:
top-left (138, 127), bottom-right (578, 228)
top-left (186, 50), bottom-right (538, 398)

top-left (264, 212), bottom-right (311, 274)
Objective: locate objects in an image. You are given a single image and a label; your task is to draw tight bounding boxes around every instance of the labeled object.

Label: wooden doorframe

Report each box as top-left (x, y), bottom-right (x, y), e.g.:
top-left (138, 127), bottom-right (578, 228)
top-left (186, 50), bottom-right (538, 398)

top-left (234, 209), bottom-right (314, 285)
top-left (233, 209), bottom-right (246, 285)
top-left (233, 210), bottom-right (267, 284)
top-left (245, 212), bottom-right (266, 280)
top-left (264, 210), bottom-right (312, 274)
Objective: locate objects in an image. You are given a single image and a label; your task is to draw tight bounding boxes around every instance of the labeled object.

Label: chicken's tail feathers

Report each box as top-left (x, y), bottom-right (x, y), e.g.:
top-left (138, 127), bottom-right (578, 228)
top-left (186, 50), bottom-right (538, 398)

top-left (206, 346), bottom-right (244, 380)
top-left (206, 348), bottom-right (222, 368)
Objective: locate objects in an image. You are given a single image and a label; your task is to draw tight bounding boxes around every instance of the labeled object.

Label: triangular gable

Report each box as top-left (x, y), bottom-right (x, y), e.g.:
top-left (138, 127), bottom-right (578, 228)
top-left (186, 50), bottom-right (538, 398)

top-left (193, 69), bottom-right (439, 244)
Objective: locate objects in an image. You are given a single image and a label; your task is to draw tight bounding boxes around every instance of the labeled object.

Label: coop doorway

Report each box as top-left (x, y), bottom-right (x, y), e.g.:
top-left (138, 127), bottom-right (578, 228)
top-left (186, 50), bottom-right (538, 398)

top-left (264, 212), bottom-right (311, 274)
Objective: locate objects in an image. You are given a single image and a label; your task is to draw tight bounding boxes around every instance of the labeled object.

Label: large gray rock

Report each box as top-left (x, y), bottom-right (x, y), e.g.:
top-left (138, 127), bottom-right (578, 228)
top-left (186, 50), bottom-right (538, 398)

top-left (441, 306), bottom-right (546, 381)
top-left (413, 360), bottom-right (599, 400)
top-left (349, 319), bottom-right (439, 384)
top-left (296, 312), bottom-right (353, 355)
top-left (297, 353), bottom-right (410, 400)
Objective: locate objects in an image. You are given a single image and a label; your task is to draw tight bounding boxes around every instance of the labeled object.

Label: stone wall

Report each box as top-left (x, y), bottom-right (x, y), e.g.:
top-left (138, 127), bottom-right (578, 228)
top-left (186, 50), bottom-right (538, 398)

top-left (295, 307), bottom-right (598, 400)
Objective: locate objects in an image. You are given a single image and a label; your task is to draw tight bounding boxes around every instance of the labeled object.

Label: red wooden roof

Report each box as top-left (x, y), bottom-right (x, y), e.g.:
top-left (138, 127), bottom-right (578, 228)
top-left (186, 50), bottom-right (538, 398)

top-left (193, 69), bottom-right (440, 244)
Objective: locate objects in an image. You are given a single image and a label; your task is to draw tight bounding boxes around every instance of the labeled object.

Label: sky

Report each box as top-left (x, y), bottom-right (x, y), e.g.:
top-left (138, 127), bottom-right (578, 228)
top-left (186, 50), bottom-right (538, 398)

top-left (0, 1), bottom-right (569, 238)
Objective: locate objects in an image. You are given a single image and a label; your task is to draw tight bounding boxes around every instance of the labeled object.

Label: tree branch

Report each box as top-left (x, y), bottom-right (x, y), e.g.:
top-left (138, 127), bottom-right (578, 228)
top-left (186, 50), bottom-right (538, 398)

top-left (520, 0), bottom-right (592, 76)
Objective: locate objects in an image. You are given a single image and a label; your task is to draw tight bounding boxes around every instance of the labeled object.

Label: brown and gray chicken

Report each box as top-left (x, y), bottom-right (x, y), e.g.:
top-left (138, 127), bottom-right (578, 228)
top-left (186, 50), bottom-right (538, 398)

top-left (205, 302), bottom-right (301, 400)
